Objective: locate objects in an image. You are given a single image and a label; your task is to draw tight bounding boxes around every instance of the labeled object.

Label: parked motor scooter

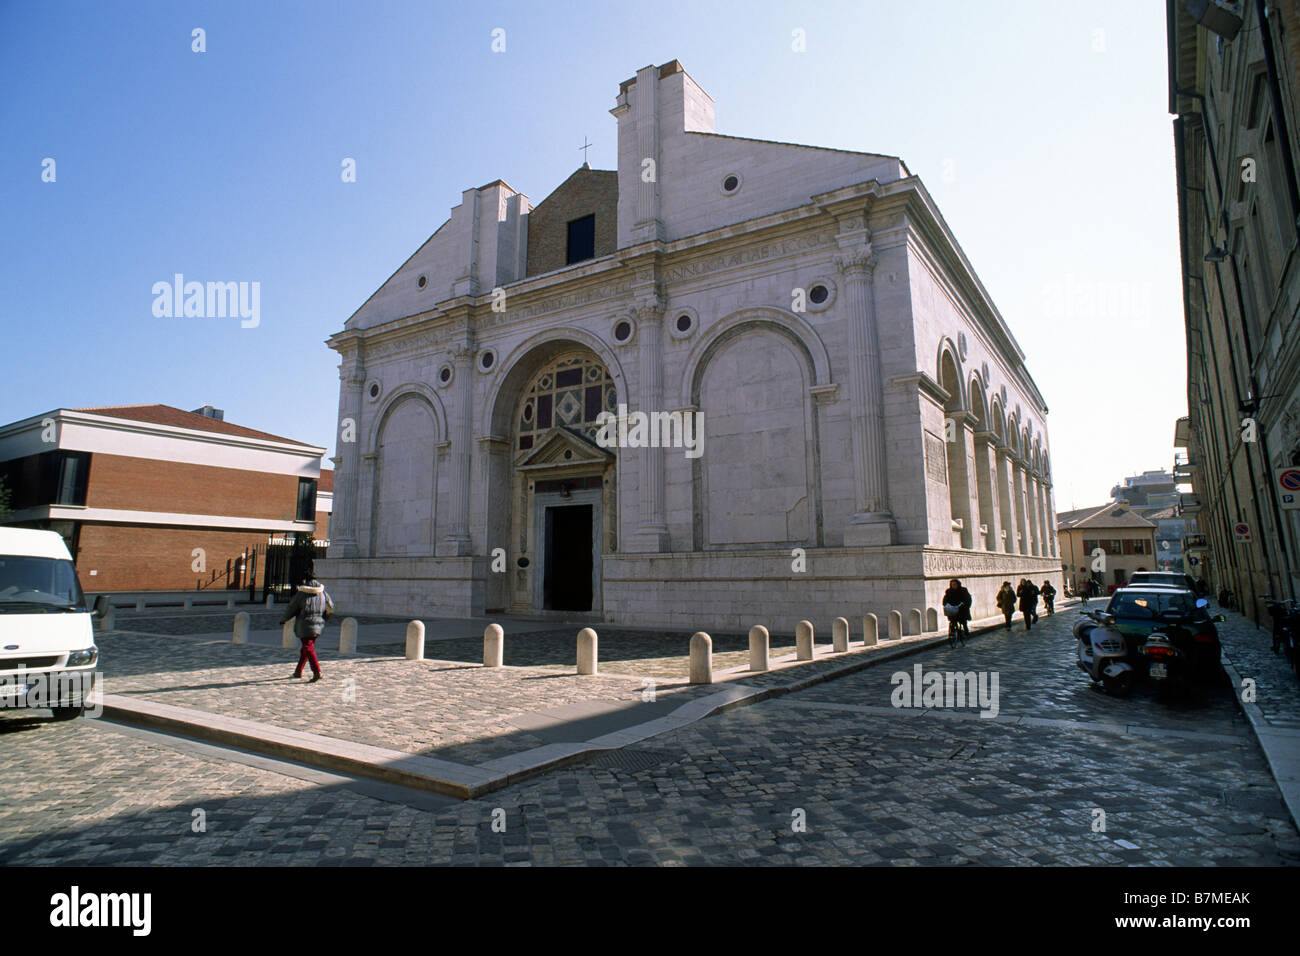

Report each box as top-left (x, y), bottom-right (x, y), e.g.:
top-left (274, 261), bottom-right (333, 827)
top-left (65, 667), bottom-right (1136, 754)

top-left (1141, 597), bottom-right (1223, 694)
top-left (1075, 609), bottom-right (1136, 696)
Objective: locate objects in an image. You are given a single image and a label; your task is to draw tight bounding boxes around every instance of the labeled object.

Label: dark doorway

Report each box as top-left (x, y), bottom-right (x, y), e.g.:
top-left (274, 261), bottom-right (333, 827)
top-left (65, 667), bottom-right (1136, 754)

top-left (544, 504), bottom-right (593, 611)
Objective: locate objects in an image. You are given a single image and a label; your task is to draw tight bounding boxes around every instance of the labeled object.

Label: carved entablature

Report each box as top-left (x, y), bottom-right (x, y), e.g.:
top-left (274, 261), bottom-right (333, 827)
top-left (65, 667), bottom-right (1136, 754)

top-left (923, 549), bottom-right (1060, 577)
top-left (659, 233), bottom-right (835, 284)
top-left (363, 330), bottom-right (441, 362)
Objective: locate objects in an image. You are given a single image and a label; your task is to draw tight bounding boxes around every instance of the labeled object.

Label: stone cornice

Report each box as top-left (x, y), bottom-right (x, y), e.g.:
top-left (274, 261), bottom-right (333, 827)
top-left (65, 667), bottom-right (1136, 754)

top-left (890, 371), bottom-right (949, 407)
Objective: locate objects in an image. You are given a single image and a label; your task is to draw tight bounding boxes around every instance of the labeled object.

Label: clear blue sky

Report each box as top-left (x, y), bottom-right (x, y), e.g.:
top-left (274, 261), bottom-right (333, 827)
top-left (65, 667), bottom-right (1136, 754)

top-left (0, 0), bottom-right (1182, 510)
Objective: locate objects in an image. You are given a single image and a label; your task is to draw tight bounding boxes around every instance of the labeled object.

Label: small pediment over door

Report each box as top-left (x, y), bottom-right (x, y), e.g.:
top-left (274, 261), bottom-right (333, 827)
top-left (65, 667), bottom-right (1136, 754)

top-left (515, 426), bottom-right (615, 475)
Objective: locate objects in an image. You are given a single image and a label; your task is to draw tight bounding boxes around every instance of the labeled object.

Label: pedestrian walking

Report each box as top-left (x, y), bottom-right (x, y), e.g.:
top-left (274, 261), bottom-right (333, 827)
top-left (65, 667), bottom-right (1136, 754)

top-left (996, 581), bottom-right (1016, 630)
top-left (1040, 580), bottom-right (1056, 615)
top-left (280, 568), bottom-right (334, 682)
top-left (942, 577), bottom-right (973, 646)
top-left (1016, 578), bottom-right (1039, 630)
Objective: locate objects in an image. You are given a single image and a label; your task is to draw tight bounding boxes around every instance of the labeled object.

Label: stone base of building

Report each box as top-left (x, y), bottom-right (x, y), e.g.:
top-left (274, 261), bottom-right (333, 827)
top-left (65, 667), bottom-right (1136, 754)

top-left (318, 548), bottom-right (1062, 635)
top-left (316, 556), bottom-right (486, 619)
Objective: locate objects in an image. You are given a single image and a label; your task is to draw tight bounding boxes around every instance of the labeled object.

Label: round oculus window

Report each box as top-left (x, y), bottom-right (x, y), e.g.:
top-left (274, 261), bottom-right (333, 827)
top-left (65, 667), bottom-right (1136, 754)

top-left (478, 350), bottom-right (495, 371)
top-left (438, 366), bottom-right (452, 384)
top-left (722, 174), bottom-right (740, 193)
top-left (417, 275), bottom-right (427, 289)
top-left (809, 284), bottom-right (829, 305)
top-left (368, 383), bottom-right (380, 398)
top-left (614, 320), bottom-right (632, 342)
top-left (675, 314), bottom-right (692, 333)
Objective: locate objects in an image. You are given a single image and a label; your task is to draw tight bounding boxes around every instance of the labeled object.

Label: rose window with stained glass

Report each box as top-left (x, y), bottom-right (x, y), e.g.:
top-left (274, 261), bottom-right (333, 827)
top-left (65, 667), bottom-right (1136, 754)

top-left (516, 353), bottom-right (617, 452)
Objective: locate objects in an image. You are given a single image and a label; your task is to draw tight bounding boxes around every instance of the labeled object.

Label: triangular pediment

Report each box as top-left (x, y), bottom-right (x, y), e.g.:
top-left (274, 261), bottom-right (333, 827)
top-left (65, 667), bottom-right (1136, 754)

top-left (516, 427), bottom-right (615, 471)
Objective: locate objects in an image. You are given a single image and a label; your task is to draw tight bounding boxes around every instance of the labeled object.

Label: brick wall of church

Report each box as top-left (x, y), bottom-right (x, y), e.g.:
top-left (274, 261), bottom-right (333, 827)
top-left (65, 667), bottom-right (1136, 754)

top-left (525, 168), bottom-right (618, 276)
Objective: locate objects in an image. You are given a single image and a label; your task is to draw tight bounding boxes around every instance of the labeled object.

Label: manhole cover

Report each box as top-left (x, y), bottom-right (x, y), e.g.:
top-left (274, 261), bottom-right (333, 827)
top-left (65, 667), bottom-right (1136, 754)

top-left (585, 749), bottom-right (669, 772)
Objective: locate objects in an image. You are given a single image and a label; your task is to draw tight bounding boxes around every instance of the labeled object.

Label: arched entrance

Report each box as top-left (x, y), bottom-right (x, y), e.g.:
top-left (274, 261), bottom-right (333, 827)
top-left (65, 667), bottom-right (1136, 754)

top-left (494, 348), bottom-right (619, 614)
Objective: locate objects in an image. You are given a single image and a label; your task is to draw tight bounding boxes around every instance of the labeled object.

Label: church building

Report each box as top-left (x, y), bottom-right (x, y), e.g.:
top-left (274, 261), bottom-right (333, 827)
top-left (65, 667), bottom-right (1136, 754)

top-left (319, 60), bottom-right (1062, 631)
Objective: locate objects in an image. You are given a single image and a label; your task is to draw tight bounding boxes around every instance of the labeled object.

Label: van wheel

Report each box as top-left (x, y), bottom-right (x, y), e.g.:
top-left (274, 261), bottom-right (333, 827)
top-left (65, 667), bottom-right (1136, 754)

top-left (50, 705), bottom-right (84, 721)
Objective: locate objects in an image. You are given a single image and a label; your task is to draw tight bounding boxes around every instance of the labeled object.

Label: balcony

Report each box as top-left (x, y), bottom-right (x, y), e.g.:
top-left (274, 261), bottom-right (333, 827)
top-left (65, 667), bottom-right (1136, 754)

top-left (1177, 493), bottom-right (1203, 514)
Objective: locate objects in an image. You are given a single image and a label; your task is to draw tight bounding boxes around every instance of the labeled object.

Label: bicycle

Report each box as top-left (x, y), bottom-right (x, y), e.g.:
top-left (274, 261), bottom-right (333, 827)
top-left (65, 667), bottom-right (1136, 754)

top-left (946, 613), bottom-right (968, 649)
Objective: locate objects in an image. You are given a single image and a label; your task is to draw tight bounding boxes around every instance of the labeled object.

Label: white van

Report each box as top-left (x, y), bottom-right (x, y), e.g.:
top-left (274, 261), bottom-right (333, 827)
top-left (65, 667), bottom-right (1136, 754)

top-left (0, 528), bottom-right (99, 720)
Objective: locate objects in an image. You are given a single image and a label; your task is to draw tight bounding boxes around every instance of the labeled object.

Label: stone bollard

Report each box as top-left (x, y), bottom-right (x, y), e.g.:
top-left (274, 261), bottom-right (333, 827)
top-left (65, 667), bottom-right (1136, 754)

top-left (577, 627), bottom-right (598, 675)
top-left (833, 616), bottom-right (850, 653)
top-left (926, 607), bottom-right (939, 632)
top-left (796, 620), bottom-right (815, 661)
top-left (226, 596), bottom-right (236, 609)
top-left (232, 611), bottom-right (250, 644)
top-left (339, 617), bottom-right (358, 655)
top-left (689, 632), bottom-right (713, 684)
top-left (888, 610), bottom-right (903, 640)
top-left (483, 623), bottom-right (504, 667)
top-left (908, 608), bottom-right (922, 635)
top-left (183, 597), bottom-right (193, 611)
top-left (748, 625), bottom-right (770, 672)
top-left (282, 620), bottom-right (296, 649)
top-left (264, 593), bottom-right (274, 607)
top-left (405, 620), bottom-right (425, 661)
top-left (863, 613), bottom-right (879, 647)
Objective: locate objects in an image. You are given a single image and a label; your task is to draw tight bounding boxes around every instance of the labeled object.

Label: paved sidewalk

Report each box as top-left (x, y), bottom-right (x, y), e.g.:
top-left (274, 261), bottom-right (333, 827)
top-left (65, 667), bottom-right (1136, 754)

top-left (89, 607), bottom-right (977, 794)
top-left (94, 631), bottom-right (711, 766)
top-left (1211, 602), bottom-right (1300, 831)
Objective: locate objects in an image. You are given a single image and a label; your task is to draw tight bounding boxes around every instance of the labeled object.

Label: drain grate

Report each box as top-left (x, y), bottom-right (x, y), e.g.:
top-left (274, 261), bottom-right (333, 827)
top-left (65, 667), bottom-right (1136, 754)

top-left (585, 749), bottom-right (670, 772)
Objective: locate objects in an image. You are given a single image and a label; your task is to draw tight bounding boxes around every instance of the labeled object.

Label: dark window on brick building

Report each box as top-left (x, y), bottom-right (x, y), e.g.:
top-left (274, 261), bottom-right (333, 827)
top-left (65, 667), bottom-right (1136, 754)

top-left (55, 452), bottom-right (90, 506)
top-left (566, 214), bottom-right (596, 265)
top-left (296, 478), bottom-right (318, 522)
top-left (0, 450), bottom-right (90, 509)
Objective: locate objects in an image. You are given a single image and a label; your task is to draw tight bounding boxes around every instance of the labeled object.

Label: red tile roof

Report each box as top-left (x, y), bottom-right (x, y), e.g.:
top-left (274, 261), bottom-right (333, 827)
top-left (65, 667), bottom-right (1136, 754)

top-left (72, 404), bottom-right (316, 447)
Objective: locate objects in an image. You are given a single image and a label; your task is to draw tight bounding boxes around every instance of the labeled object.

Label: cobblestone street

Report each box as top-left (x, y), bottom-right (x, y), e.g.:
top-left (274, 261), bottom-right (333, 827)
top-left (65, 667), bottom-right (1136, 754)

top-left (2, 600), bottom-right (1297, 866)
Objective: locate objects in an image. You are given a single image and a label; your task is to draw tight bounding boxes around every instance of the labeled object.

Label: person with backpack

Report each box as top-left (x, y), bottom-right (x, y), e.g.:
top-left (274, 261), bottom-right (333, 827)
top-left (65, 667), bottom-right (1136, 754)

top-left (1040, 580), bottom-right (1057, 615)
top-left (279, 568), bottom-right (334, 682)
top-left (995, 581), bottom-right (1016, 630)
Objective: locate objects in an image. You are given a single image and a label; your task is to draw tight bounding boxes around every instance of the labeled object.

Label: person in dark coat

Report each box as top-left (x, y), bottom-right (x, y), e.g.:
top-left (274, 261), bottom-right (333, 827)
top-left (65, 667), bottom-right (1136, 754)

top-left (280, 569), bottom-right (334, 682)
top-left (942, 577), bottom-right (973, 645)
top-left (1016, 578), bottom-right (1039, 630)
top-left (996, 582), bottom-right (1016, 630)
top-left (1040, 580), bottom-right (1057, 615)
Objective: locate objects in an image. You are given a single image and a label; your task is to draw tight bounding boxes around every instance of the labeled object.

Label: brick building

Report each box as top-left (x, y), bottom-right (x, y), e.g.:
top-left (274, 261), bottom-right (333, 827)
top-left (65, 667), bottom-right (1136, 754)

top-left (0, 404), bottom-right (327, 592)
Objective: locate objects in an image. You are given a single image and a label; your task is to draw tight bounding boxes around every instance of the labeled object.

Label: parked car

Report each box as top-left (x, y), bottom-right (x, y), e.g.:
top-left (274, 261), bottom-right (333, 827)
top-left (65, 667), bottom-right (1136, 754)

top-left (1103, 585), bottom-right (1222, 679)
top-left (1124, 571), bottom-right (1198, 591)
top-left (0, 528), bottom-right (99, 720)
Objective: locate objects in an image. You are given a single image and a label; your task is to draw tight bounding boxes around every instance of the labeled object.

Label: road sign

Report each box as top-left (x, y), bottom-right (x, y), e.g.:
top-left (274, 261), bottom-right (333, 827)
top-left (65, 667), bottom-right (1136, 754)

top-left (1276, 467), bottom-right (1300, 510)
top-left (1234, 522), bottom-right (1251, 543)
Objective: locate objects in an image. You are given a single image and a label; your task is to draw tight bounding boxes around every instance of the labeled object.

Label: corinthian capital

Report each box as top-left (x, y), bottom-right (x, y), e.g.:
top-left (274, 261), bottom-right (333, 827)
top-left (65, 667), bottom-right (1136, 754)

top-left (341, 363), bottom-right (365, 389)
top-left (632, 292), bottom-right (666, 323)
top-left (833, 246), bottom-right (877, 278)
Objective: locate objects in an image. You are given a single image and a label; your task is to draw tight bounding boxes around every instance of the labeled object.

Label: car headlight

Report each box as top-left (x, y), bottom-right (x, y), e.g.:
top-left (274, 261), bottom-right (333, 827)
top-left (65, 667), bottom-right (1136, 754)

top-left (67, 647), bottom-right (98, 666)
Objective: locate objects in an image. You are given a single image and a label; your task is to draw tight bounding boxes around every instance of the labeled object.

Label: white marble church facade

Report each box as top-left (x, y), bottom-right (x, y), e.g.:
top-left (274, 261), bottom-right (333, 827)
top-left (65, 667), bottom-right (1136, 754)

top-left (319, 60), bottom-right (1062, 631)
